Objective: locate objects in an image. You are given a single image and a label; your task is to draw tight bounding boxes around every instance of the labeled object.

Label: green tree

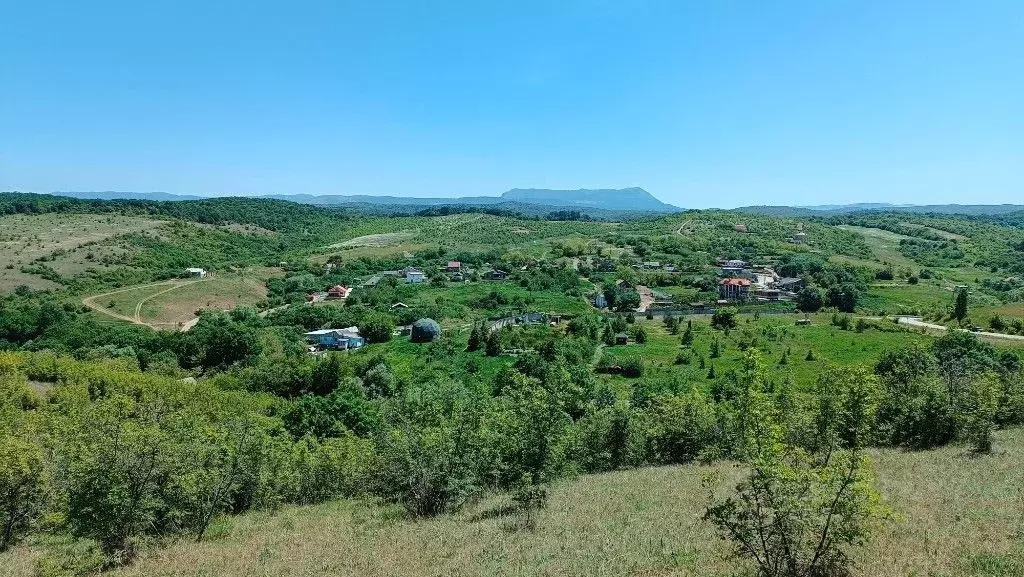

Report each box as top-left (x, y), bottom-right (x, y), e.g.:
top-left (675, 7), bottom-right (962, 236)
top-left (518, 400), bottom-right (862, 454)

top-left (681, 323), bottom-right (694, 346)
top-left (375, 380), bottom-right (482, 516)
top-left (0, 436), bottom-right (45, 552)
top-left (705, 352), bottom-right (887, 577)
top-left (359, 312), bottom-right (394, 344)
top-left (634, 324), bottom-right (648, 344)
top-left (711, 307), bottom-right (738, 331)
top-left (466, 322), bottom-right (483, 352)
top-left (485, 329), bottom-right (503, 357)
top-left (953, 288), bottom-right (969, 322)
top-left (795, 287), bottom-right (824, 313)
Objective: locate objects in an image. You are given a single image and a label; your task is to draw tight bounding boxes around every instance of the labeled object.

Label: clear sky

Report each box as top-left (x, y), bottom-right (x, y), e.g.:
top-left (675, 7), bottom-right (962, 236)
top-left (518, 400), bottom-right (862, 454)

top-left (1, 1), bottom-right (1021, 208)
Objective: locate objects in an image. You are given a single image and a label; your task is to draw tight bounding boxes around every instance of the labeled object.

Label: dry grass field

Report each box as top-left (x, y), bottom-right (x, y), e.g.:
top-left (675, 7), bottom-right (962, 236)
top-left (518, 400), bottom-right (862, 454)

top-left (0, 213), bottom-right (166, 291)
top-left (5, 429), bottom-right (1020, 577)
top-left (81, 270), bottom-right (277, 330)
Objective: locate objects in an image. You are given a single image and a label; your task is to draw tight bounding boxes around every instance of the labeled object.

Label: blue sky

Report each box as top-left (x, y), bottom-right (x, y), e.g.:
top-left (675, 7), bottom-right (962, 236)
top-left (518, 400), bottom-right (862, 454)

top-left (1, 1), bottom-right (1021, 208)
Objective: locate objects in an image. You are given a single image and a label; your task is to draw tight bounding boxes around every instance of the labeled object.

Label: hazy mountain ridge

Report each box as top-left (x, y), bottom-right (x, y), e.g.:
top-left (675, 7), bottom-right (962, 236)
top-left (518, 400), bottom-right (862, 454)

top-left (738, 203), bottom-right (1024, 217)
top-left (51, 188), bottom-right (681, 214)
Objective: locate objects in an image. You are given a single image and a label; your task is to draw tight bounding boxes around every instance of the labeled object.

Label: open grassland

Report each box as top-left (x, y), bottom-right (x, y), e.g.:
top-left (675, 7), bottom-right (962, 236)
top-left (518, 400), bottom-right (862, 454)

top-left (601, 315), bottom-right (933, 389)
top-left (82, 270), bottom-right (277, 329)
top-left (402, 282), bottom-right (592, 323)
top-left (5, 429), bottom-right (1020, 577)
top-left (837, 225), bottom-right (920, 270)
top-left (0, 213), bottom-right (165, 291)
top-left (138, 272), bottom-right (273, 327)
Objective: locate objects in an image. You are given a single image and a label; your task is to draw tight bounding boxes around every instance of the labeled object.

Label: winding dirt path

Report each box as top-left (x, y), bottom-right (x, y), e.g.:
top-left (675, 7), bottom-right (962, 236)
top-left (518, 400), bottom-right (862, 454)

top-left (82, 279), bottom-right (207, 331)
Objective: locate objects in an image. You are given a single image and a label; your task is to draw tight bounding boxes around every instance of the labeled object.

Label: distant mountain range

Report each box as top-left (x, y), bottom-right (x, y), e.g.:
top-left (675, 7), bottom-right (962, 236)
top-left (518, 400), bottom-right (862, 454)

top-left (53, 188), bottom-right (680, 214)
top-left (45, 191), bottom-right (1024, 218)
top-left (737, 203), bottom-right (1024, 217)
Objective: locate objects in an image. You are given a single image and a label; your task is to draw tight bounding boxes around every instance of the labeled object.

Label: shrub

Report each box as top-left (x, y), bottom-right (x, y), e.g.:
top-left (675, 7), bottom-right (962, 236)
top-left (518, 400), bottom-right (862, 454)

top-left (711, 307), bottom-right (738, 330)
top-left (705, 352), bottom-right (886, 577)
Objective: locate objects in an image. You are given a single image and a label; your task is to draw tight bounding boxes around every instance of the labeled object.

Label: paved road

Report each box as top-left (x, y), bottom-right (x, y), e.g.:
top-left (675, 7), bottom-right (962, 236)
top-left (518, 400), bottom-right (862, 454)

top-left (896, 316), bottom-right (1024, 342)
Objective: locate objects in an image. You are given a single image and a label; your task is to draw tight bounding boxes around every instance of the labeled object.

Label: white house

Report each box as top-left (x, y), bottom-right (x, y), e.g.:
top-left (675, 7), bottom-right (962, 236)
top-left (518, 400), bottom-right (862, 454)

top-left (185, 267), bottom-right (207, 279)
top-left (405, 269), bottom-right (425, 284)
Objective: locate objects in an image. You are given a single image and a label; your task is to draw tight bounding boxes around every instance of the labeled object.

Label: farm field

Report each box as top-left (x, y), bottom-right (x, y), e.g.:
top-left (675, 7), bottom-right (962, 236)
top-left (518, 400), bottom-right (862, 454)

top-left (5, 427), bottom-right (1020, 577)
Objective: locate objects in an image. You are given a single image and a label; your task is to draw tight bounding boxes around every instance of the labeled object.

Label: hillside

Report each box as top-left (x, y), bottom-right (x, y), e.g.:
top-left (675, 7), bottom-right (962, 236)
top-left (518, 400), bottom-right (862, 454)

top-left (4, 429), bottom-right (1021, 577)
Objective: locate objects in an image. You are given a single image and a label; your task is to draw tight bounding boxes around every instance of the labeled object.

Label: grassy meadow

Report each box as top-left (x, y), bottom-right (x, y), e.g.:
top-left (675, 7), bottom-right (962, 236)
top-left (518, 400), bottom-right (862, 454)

top-left (4, 428), bottom-right (1020, 577)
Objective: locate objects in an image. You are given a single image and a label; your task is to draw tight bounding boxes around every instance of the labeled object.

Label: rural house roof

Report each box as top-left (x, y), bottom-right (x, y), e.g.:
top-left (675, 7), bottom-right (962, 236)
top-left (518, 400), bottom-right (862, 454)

top-left (720, 276), bottom-right (753, 286)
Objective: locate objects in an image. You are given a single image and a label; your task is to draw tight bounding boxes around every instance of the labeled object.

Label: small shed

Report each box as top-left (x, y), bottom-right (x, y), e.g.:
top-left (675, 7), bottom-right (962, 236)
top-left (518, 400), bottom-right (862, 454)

top-left (615, 332), bottom-right (629, 345)
top-left (185, 267), bottom-right (207, 279)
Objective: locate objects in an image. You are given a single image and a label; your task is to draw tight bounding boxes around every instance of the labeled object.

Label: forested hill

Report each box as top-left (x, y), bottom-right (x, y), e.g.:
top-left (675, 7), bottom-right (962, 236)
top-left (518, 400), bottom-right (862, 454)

top-left (0, 192), bottom-right (351, 232)
top-left (49, 187), bottom-right (682, 215)
top-left (738, 203), bottom-right (1024, 217)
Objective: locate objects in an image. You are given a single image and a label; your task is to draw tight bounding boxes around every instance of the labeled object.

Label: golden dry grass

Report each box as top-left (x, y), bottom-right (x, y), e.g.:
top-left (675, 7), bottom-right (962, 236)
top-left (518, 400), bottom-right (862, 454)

top-left (4, 430), bottom-right (1023, 577)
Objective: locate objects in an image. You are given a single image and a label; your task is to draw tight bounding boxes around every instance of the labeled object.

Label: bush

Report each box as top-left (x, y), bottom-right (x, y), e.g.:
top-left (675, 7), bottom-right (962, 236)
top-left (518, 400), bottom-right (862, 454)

top-left (705, 353), bottom-right (886, 577)
top-left (0, 436), bottom-right (45, 552)
top-left (711, 307), bottom-right (738, 330)
top-left (358, 312), bottom-right (394, 344)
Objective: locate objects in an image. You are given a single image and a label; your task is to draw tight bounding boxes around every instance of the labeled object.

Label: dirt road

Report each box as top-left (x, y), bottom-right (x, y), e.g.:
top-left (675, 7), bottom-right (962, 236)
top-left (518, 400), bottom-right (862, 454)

top-left (82, 279), bottom-right (207, 331)
top-left (896, 316), bottom-right (1024, 342)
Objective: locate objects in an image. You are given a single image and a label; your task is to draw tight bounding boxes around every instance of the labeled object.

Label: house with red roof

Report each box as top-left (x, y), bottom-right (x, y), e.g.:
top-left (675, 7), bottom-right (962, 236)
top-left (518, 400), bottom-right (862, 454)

top-left (719, 278), bottom-right (751, 302)
top-left (326, 285), bottom-right (352, 300)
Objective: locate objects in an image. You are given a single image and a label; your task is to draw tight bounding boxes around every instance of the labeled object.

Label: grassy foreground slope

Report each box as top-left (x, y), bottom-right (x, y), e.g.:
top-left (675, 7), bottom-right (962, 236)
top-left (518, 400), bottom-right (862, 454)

top-left (5, 430), bottom-right (1019, 577)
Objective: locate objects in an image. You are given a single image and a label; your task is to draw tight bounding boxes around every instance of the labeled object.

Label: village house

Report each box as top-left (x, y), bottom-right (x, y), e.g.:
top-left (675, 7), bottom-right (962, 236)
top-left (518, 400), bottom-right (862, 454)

top-left (303, 327), bottom-right (365, 351)
top-left (184, 267), bottom-right (207, 279)
top-left (775, 277), bottom-right (805, 292)
top-left (446, 261), bottom-right (462, 273)
top-left (326, 285), bottom-right (352, 300)
top-left (405, 268), bottom-right (425, 283)
top-left (754, 288), bottom-right (782, 301)
top-left (485, 269), bottom-right (508, 281)
top-left (641, 261), bottom-right (661, 270)
top-left (614, 332), bottom-right (629, 345)
top-left (719, 278), bottom-right (751, 301)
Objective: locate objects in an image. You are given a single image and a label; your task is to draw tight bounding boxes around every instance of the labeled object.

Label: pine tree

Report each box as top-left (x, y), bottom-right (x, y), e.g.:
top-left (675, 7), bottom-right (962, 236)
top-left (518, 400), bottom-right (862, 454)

top-left (953, 288), bottom-right (969, 322)
top-left (485, 329), bottom-right (502, 357)
top-left (681, 324), bottom-right (694, 346)
top-left (467, 322), bottom-right (482, 352)
top-left (707, 364), bottom-right (716, 379)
